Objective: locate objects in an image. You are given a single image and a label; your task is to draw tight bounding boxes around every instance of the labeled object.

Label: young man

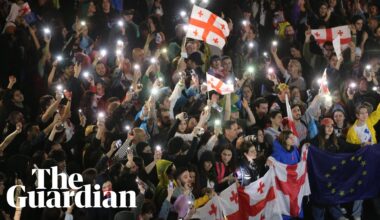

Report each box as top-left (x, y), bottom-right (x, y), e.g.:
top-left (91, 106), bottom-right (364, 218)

top-left (346, 102), bottom-right (380, 146)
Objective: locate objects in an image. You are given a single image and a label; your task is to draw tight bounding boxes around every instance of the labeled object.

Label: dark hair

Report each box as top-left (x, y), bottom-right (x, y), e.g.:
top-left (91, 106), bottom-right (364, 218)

top-left (269, 110), bottom-right (282, 119)
top-left (141, 200), bottom-right (156, 215)
top-left (223, 120), bottom-right (237, 133)
top-left (278, 130), bottom-right (293, 148)
top-left (174, 166), bottom-right (189, 180)
top-left (82, 168), bottom-right (98, 185)
top-left (167, 137), bottom-right (184, 155)
top-left (317, 124), bottom-right (339, 150)
top-left (48, 149), bottom-right (66, 163)
top-left (254, 97), bottom-right (268, 108)
top-left (240, 141), bottom-right (256, 155)
top-left (39, 95), bottom-right (54, 112)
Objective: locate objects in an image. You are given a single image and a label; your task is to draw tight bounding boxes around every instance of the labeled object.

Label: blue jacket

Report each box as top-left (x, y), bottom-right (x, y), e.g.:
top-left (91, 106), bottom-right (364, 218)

top-left (271, 140), bottom-right (300, 165)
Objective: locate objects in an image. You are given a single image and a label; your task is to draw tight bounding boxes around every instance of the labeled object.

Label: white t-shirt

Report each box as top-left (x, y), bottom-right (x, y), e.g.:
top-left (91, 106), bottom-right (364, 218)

top-left (354, 124), bottom-right (373, 144)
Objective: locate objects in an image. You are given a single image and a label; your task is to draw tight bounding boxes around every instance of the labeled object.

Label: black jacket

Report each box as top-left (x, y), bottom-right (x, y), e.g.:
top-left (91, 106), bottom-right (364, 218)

top-left (236, 157), bottom-right (260, 187)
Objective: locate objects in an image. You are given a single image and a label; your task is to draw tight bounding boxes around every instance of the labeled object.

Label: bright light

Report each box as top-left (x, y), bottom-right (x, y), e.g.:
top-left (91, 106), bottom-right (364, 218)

top-left (125, 125), bottom-right (131, 131)
top-left (180, 10), bottom-right (187, 18)
top-left (263, 52), bottom-right (268, 57)
top-left (214, 119), bottom-right (221, 126)
top-left (150, 57), bottom-right (157, 64)
top-left (56, 55), bottom-right (63, 62)
top-left (83, 71), bottom-right (90, 78)
top-left (151, 88), bottom-right (159, 95)
top-left (100, 49), bottom-right (107, 57)
top-left (247, 66), bottom-right (254, 73)
top-left (98, 112), bottom-right (105, 119)
top-left (158, 77), bottom-right (163, 82)
top-left (190, 0), bottom-right (196, 3)
top-left (56, 84), bottom-right (63, 91)
top-left (78, 109), bottom-right (82, 113)
top-left (183, 24), bottom-right (189, 31)
top-left (268, 67), bottom-right (274, 74)
top-left (272, 40), bottom-right (278, 46)
top-left (248, 42), bottom-right (254, 48)
top-left (43, 27), bottom-right (51, 34)
top-left (161, 48), bottom-right (167, 53)
top-left (80, 21), bottom-right (86, 26)
top-left (366, 64), bottom-right (372, 70)
top-left (156, 145), bottom-right (162, 151)
top-left (202, 0), bottom-right (209, 3)
top-left (116, 39), bottom-right (124, 46)
top-left (133, 64), bottom-right (140, 70)
top-left (117, 20), bottom-right (124, 27)
top-left (349, 82), bottom-right (357, 88)
top-left (242, 20), bottom-right (248, 26)
top-left (204, 106), bottom-right (209, 111)
top-left (325, 95), bottom-right (332, 102)
top-left (227, 79), bottom-right (233, 85)
top-left (115, 49), bottom-right (122, 56)
top-left (373, 86), bottom-right (378, 91)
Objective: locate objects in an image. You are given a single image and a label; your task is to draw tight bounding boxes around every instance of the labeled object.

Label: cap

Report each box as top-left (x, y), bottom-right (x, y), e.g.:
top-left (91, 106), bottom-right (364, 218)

top-left (320, 118), bottom-right (334, 126)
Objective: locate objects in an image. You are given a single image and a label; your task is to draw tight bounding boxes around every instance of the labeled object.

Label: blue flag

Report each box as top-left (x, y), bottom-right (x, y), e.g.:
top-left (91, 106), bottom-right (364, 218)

top-left (307, 145), bottom-right (380, 205)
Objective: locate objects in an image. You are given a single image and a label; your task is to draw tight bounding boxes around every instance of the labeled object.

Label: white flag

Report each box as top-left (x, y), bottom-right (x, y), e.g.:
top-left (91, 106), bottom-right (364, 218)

top-left (207, 73), bottom-right (234, 95)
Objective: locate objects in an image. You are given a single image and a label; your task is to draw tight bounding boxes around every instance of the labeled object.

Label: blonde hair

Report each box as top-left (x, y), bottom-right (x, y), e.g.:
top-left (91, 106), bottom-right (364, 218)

top-left (288, 59), bottom-right (302, 76)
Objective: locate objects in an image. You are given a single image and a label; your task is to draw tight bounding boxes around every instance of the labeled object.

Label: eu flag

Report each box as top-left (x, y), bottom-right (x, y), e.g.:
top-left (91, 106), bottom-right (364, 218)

top-left (307, 145), bottom-right (380, 205)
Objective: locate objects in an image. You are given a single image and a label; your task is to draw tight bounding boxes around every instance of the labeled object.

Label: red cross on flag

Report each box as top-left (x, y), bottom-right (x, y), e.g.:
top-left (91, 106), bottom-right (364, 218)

top-left (237, 168), bottom-right (282, 220)
top-left (192, 196), bottom-right (224, 220)
top-left (219, 183), bottom-right (240, 219)
top-left (311, 25), bottom-right (351, 49)
top-left (207, 73), bottom-right (234, 95)
top-left (270, 145), bottom-right (310, 217)
top-left (187, 5), bottom-right (230, 49)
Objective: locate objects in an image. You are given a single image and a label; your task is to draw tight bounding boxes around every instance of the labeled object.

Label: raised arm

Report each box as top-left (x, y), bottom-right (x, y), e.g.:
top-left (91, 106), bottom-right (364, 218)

top-left (271, 46), bottom-right (288, 77)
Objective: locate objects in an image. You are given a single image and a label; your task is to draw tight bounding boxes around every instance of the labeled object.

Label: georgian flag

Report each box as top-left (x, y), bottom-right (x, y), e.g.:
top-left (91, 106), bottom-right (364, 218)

top-left (207, 73), bottom-right (234, 95)
top-left (319, 69), bottom-right (330, 95)
top-left (285, 94), bottom-right (299, 137)
top-left (192, 196), bottom-right (224, 220)
top-left (237, 168), bottom-right (282, 220)
top-left (219, 183), bottom-right (240, 219)
top-left (186, 5), bottom-right (230, 49)
top-left (311, 25), bottom-right (351, 49)
top-left (269, 145), bottom-right (311, 217)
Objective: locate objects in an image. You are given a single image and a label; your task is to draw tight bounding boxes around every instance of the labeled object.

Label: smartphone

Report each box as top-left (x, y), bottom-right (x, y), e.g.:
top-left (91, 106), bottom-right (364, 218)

top-left (169, 180), bottom-right (174, 189)
top-left (116, 139), bottom-right (122, 148)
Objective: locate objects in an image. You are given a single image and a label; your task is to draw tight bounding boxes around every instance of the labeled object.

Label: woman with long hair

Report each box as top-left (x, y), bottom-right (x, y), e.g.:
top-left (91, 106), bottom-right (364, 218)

top-left (310, 118), bottom-right (360, 220)
top-left (215, 145), bottom-right (236, 192)
top-left (235, 140), bottom-right (260, 186)
top-left (198, 151), bottom-right (217, 191)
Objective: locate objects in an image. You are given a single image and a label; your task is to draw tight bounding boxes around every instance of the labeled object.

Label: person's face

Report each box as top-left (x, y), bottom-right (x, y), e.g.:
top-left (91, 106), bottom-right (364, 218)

top-left (329, 0), bottom-right (337, 8)
top-left (286, 134), bottom-right (295, 146)
top-left (359, 80), bottom-right (368, 92)
top-left (231, 111), bottom-right (239, 120)
top-left (189, 171), bottom-right (196, 185)
top-left (65, 65), bottom-right (75, 77)
top-left (225, 123), bottom-right (239, 140)
top-left (102, 0), bottom-right (110, 13)
top-left (319, 5), bottom-right (328, 17)
top-left (244, 146), bottom-right (257, 161)
top-left (211, 60), bottom-right (221, 69)
top-left (160, 110), bottom-right (171, 124)
top-left (333, 111), bottom-right (345, 125)
top-left (291, 88), bottom-right (301, 100)
top-left (369, 5), bottom-right (378, 16)
top-left (278, 89), bottom-right (290, 101)
top-left (272, 113), bottom-right (283, 127)
top-left (290, 48), bottom-right (301, 58)
top-left (368, 19), bottom-right (379, 31)
top-left (96, 63), bottom-right (106, 76)
top-left (12, 90), bottom-right (24, 103)
top-left (256, 103), bottom-right (268, 115)
top-left (186, 42), bottom-right (196, 55)
top-left (29, 125), bottom-right (40, 138)
top-left (292, 106), bottom-right (302, 120)
top-left (356, 108), bottom-right (368, 122)
top-left (325, 124), bottom-right (334, 135)
top-left (124, 14), bottom-right (133, 22)
top-left (355, 19), bottom-right (364, 31)
top-left (323, 45), bottom-right (334, 58)
top-left (143, 146), bottom-right (152, 154)
top-left (203, 161), bottom-right (213, 172)
top-left (178, 120), bottom-right (187, 133)
top-left (96, 83), bottom-right (105, 96)
top-left (179, 171), bottom-right (191, 186)
top-left (88, 2), bottom-right (96, 13)
top-left (222, 58), bottom-right (233, 72)
top-left (287, 61), bottom-right (299, 76)
top-left (187, 117), bottom-right (197, 131)
top-left (162, 97), bottom-right (171, 110)
top-left (243, 87), bottom-right (252, 100)
top-left (329, 55), bottom-right (338, 68)
top-left (285, 26), bottom-right (295, 37)
top-left (221, 149), bottom-right (232, 165)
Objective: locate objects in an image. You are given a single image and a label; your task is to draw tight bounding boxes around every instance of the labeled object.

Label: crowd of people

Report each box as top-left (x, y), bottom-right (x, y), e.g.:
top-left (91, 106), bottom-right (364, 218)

top-left (0, 0), bottom-right (380, 219)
